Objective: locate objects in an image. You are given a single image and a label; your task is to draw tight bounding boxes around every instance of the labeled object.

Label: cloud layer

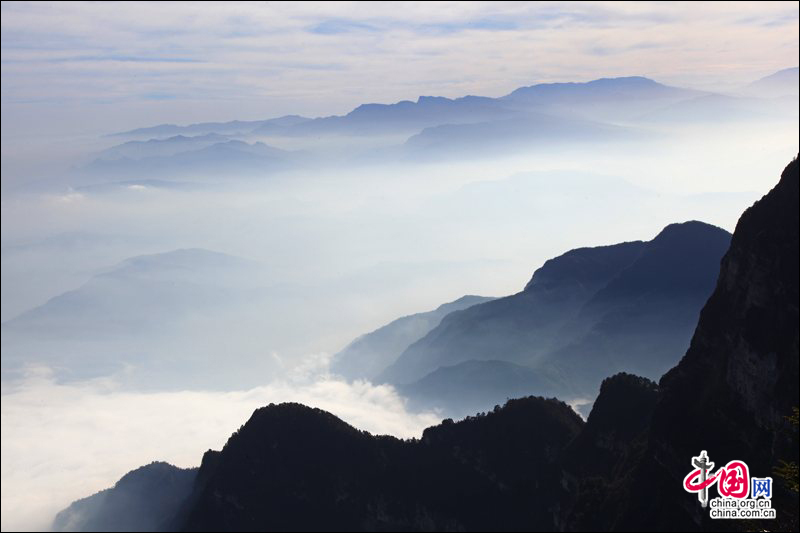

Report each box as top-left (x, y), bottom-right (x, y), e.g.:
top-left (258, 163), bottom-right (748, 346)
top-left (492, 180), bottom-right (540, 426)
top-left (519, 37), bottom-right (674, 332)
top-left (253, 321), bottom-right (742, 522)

top-left (0, 366), bottom-right (441, 532)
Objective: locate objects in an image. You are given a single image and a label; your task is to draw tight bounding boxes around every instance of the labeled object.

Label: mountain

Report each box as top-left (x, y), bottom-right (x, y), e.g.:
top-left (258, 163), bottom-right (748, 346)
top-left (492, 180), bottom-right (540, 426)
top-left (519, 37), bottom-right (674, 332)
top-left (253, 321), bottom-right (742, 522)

top-left (741, 67), bottom-right (799, 98)
top-left (83, 140), bottom-right (293, 181)
top-left (108, 76), bottom-right (704, 144)
top-left (502, 76), bottom-right (705, 121)
top-left (54, 154), bottom-right (799, 532)
top-left (614, 154), bottom-right (799, 530)
top-left (547, 221), bottom-right (734, 395)
top-left (53, 462), bottom-right (197, 532)
top-left (398, 359), bottom-right (555, 418)
top-left (558, 154), bottom-right (800, 531)
top-left (330, 295), bottom-right (494, 382)
top-left (0, 248), bottom-right (275, 385)
top-left (112, 115), bottom-right (311, 139)
top-left (183, 398), bottom-right (582, 531)
top-left (283, 95), bottom-right (518, 137)
top-left (2, 247), bottom-right (263, 337)
top-left (96, 134), bottom-right (230, 160)
top-left (380, 222), bottom-right (731, 411)
top-left (403, 113), bottom-right (640, 158)
top-left (379, 240), bottom-right (646, 385)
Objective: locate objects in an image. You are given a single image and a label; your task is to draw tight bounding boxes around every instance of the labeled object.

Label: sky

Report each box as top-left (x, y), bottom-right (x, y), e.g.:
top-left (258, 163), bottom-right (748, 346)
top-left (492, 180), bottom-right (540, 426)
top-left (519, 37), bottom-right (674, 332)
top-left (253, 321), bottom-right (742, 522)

top-left (1, 3), bottom-right (799, 530)
top-left (2, 1), bottom-right (799, 138)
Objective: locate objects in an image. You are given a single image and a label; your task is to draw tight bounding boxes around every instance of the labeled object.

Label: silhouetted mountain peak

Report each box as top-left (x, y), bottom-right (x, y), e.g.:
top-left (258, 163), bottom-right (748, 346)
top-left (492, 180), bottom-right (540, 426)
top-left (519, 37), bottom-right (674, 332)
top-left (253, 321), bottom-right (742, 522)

top-left (650, 219), bottom-right (727, 244)
top-left (586, 373), bottom-right (658, 434)
top-left (230, 402), bottom-right (368, 445)
top-left (421, 395), bottom-right (583, 444)
top-left (588, 75), bottom-right (659, 86)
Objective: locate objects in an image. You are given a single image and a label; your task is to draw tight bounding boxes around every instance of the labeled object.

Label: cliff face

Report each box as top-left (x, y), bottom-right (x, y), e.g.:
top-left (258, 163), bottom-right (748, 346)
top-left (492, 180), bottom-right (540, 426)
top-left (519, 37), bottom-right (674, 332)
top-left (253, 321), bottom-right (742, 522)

top-left (558, 156), bottom-right (799, 532)
top-left (574, 156), bottom-right (799, 531)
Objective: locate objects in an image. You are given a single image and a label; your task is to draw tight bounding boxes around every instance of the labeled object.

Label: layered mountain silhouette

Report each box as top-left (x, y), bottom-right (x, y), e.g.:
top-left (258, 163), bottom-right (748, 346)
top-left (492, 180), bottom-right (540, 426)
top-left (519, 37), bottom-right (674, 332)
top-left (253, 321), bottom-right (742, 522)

top-left (95, 134), bottom-right (231, 160)
top-left (0, 248), bottom-right (275, 384)
top-left (55, 154), bottom-right (799, 531)
top-left (2, 248), bottom-right (264, 339)
top-left (112, 115), bottom-right (311, 139)
top-left (378, 221), bottom-right (731, 414)
top-left (53, 462), bottom-right (197, 532)
top-left (398, 359), bottom-right (554, 418)
top-left (403, 112), bottom-right (640, 158)
top-left (331, 295), bottom-right (494, 382)
top-left (740, 67), bottom-right (799, 98)
top-left (110, 75), bottom-right (716, 141)
top-left (84, 71), bottom-right (795, 184)
top-left (84, 140), bottom-right (294, 180)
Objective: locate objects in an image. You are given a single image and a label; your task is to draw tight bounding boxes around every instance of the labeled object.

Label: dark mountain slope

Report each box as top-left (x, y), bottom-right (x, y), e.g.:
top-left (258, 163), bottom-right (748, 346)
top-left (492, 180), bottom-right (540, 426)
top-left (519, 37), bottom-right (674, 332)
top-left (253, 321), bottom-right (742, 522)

top-left (379, 240), bottom-right (647, 385)
top-left (617, 154), bottom-right (799, 530)
top-left (548, 221), bottom-right (732, 396)
top-left (179, 398), bottom-right (583, 531)
top-left (381, 222), bottom-right (729, 409)
top-left (53, 462), bottom-right (197, 532)
top-left (558, 154), bottom-right (799, 531)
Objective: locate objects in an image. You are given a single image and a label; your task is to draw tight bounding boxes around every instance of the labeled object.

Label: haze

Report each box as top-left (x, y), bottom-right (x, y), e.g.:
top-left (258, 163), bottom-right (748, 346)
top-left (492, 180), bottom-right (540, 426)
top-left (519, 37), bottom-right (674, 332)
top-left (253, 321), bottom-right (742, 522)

top-left (1, 2), bottom-right (799, 531)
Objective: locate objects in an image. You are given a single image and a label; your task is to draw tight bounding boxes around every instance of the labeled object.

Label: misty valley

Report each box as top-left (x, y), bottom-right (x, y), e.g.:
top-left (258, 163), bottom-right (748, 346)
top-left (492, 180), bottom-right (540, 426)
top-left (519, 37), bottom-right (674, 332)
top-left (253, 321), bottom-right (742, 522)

top-left (1, 3), bottom-right (799, 532)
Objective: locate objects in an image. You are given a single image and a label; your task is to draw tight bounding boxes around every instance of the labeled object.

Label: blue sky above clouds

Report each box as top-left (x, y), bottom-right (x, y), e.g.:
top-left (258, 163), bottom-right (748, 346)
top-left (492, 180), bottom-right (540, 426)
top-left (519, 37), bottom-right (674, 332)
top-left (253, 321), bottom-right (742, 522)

top-left (1, 1), bottom-right (798, 136)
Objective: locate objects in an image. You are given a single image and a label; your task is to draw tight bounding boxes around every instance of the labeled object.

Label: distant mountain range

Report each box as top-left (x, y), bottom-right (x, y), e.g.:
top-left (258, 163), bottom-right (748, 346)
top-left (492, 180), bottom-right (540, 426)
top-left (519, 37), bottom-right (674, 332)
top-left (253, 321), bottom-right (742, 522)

top-left (741, 66), bottom-right (799, 98)
top-left (84, 139), bottom-right (295, 181)
top-left (0, 248), bottom-right (277, 385)
top-left (54, 153), bottom-right (800, 532)
top-left (111, 115), bottom-right (311, 139)
top-left (78, 70), bottom-right (796, 184)
top-left (375, 221), bottom-right (731, 416)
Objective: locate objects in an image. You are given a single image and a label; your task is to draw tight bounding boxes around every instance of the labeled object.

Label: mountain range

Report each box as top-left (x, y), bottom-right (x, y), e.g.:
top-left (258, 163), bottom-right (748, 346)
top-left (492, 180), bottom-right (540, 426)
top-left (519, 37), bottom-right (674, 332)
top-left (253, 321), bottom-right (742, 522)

top-left (78, 70), bottom-right (796, 185)
top-left (0, 248), bottom-right (277, 385)
top-left (54, 154), bottom-right (799, 531)
top-left (372, 221), bottom-right (731, 416)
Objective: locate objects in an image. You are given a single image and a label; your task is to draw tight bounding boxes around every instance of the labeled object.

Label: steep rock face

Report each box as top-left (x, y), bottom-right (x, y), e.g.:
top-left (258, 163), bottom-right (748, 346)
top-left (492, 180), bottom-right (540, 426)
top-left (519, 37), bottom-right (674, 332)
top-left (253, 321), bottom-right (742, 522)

top-left (611, 155), bottom-right (799, 531)
top-left (53, 462), bottom-right (197, 532)
top-left (180, 398), bottom-right (583, 532)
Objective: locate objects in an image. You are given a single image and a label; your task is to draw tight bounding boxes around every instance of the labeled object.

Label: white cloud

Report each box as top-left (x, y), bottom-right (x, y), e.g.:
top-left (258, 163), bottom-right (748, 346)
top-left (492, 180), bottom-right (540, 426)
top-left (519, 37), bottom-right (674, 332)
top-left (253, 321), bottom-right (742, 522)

top-left (0, 366), bottom-right (441, 532)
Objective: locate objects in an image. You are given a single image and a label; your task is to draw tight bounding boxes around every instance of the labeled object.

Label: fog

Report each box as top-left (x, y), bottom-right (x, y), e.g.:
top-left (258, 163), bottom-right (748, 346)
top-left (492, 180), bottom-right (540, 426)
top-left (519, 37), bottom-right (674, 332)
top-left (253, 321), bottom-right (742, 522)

top-left (0, 364), bottom-right (442, 532)
top-left (2, 11), bottom-right (800, 526)
top-left (2, 108), bottom-right (797, 529)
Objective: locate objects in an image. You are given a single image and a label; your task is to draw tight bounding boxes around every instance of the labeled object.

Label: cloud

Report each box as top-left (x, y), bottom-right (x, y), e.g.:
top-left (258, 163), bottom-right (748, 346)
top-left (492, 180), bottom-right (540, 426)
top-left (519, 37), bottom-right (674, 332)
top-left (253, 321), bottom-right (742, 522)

top-left (1, 1), bottom-right (797, 137)
top-left (0, 366), bottom-right (441, 532)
